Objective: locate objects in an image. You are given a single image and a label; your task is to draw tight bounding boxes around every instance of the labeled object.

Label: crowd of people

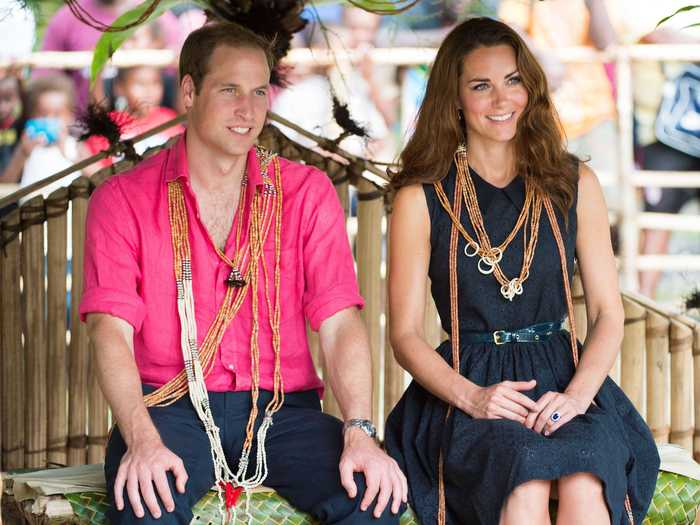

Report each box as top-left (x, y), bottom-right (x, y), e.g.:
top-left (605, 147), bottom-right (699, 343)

top-left (0, 0), bottom-right (698, 297)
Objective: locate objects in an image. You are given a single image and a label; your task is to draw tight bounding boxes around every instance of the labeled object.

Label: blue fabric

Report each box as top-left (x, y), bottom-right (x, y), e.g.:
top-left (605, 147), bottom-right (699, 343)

top-left (105, 387), bottom-right (401, 525)
top-left (385, 164), bottom-right (660, 525)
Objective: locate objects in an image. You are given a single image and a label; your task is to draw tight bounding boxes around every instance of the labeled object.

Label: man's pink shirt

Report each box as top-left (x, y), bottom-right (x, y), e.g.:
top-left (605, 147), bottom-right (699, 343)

top-left (79, 135), bottom-right (364, 393)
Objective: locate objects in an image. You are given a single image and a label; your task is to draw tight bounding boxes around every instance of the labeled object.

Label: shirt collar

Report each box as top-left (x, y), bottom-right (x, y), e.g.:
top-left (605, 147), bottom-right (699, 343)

top-left (164, 133), bottom-right (263, 187)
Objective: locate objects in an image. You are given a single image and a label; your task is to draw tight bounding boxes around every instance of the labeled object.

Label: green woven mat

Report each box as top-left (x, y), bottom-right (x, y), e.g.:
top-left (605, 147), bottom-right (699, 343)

top-left (63, 471), bottom-right (699, 525)
top-left (64, 490), bottom-right (419, 525)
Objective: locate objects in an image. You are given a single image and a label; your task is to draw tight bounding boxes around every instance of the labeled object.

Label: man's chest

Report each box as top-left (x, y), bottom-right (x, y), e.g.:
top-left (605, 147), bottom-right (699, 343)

top-left (196, 190), bottom-right (240, 250)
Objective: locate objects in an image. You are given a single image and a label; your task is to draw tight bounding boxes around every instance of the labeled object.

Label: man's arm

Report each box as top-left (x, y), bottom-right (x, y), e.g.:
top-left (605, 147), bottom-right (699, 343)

top-left (87, 313), bottom-right (187, 519)
top-left (318, 307), bottom-right (407, 518)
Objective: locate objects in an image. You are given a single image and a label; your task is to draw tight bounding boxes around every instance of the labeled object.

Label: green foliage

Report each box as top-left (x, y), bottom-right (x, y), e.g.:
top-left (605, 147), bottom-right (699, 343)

top-left (657, 4), bottom-right (700, 28)
top-left (90, 0), bottom-right (204, 87)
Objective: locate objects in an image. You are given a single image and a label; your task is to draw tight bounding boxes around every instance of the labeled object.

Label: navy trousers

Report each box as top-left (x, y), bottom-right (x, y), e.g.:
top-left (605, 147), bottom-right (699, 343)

top-left (105, 387), bottom-right (401, 524)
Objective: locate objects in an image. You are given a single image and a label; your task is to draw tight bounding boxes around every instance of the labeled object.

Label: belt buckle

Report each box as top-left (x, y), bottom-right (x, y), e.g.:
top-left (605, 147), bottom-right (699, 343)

top-left (493, 330), bottom-right (507, 345)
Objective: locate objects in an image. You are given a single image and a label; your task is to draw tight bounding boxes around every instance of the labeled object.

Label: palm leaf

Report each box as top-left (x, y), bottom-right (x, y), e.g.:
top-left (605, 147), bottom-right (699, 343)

top-left (656, 4), bottom-right (700, 28)
top-left (90, 0), bottom-right (204, 87)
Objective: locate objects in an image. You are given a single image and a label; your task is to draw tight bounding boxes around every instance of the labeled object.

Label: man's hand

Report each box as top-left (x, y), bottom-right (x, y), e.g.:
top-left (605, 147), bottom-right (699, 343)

top-left (339, 428), bottom-right (407, 518)
top-left (113, 434), bottom-right (188, 519)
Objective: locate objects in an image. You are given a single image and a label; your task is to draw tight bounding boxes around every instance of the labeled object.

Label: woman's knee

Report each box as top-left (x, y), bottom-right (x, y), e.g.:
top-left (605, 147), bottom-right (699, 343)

top-left (558, 472), bottom-right (604, 498)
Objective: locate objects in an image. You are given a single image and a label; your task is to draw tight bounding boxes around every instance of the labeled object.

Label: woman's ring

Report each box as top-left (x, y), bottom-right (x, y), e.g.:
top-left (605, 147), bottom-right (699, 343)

top-left (550, 411), bottom-right (561, 423)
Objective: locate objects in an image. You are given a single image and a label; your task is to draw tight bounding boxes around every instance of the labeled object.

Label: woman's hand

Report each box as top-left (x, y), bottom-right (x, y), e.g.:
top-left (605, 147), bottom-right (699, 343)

top-left (526, 391), bottom-right (589, 436)
top-left (463, 379), bottom-right (538, 424)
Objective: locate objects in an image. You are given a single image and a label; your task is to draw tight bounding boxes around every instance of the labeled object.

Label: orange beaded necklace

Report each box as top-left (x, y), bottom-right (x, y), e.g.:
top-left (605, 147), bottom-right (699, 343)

top-left (144, 146), bottom-right (284, 523)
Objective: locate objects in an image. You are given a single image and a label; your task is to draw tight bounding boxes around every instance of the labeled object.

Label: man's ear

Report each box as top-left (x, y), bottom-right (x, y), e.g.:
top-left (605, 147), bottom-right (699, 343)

top-left (181, 74), bottom-right (196, 110)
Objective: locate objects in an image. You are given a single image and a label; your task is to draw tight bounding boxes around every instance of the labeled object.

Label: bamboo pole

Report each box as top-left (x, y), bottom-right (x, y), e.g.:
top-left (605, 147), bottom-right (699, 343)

top-left (1, 209), bottom-right (24, 469)
top-left (356, 179), bottom-right (384, 425)
top-left (383, 228), bottom-right (404, 431)
top-left (68, 179), bottom-right (90, 465)
top-left (646, 310), bottom-right (670, 443)
top-left (21, 196), bottom-right (48, 468)
top-left (693, 324), bottom-right (700, 461)
top-left (670, 320), bottom-right (694, 452)
top-left (621, 297), bottom-right (646, 417)
top-left (46, 188), bottom-right (69, 466)
top-left (616, 48), bottom-right (638, 291)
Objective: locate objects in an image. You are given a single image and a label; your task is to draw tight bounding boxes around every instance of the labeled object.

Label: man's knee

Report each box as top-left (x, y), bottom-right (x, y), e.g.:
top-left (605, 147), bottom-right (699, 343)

top-left (310, 472), bottom-right (403, 525)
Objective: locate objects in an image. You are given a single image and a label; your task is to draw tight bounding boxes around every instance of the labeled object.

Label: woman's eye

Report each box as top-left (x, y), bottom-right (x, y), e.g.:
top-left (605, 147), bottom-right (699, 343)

top-left (472, 83), bottom-right (489, 91)
top-left (508, 76), bottom-right (522, 85)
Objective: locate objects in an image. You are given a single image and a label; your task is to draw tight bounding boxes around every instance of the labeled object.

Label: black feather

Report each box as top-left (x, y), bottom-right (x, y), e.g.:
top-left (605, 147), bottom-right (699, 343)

top-left (332, 95), bottom-right (370, 139)
top-left (205, 0), bottom-right (307, 76)
top-left (75, 103), bottom-right (126, 146)
top-left (685, 287), bottom-right (700, 311)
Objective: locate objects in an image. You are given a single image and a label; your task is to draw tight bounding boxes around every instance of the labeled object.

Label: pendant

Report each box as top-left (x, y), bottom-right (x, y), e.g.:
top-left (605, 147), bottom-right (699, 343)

top-left (464, 242), bottom-right (479, 257)
top-left (500, 279), bottom-right (524, 301)
top-left (225, 268), bottom-right (246, 288)
top-left (476, 247), bottom-right (502, 275)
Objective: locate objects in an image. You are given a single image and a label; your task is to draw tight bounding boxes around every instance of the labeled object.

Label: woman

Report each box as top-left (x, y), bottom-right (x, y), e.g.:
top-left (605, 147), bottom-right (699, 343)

top-left (385, 17), bottom-right (659, 525)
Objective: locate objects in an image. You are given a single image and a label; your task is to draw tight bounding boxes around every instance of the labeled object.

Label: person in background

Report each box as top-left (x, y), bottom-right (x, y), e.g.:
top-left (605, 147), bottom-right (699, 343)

top-left (1, 75), bottom-right (87, 198)
top-left (499, 0), bottom-right (619, 207)
top-left (38, 0), bottom-right (183, 110)
top-left (0, 73), bottom-right (24, 177)
top-left (84, 64), bottom-right (184, 166)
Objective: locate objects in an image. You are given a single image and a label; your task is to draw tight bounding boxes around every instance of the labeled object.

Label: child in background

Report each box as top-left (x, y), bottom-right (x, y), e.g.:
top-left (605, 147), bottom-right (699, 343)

top-left (3, 75), bottom-right (86, 198)
top-left (85, 64), bottom-right (183, 165)
top-left (0, 73), bottom-right (24, 177)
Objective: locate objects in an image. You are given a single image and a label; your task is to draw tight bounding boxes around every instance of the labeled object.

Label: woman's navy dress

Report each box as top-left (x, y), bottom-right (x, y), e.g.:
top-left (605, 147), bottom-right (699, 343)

top-left (384, 165), bottom-right (660, 525)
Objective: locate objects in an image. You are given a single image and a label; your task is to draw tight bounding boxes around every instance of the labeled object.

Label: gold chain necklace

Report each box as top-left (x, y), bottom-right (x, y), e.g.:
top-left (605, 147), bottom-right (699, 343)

top-left (434, 145), bottom-right (542, 301)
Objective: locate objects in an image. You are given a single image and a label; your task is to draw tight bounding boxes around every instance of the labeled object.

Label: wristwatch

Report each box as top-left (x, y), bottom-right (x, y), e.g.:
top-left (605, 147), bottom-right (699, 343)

top-left (342, 418), bottom-right (377, 439)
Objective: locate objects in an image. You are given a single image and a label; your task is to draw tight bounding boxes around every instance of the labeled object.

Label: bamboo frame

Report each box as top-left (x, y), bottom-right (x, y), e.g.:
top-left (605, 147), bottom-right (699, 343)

top-left (621, 297), bottom-right (646, 417)
top-left (356, 178), bottom-right (384, 425)
top-left (646, 310), bottom-right (670, 443)
top-left (694, 324), bottom-right (700, 462)
top-left (46, 188), bottom-right (69, 466)
top-left (670, 321), bottom-right (694, 451)
top-left (21, 196), bottom-right (48, 468)
top-left (67, 179), bottom-right (90, 466)
top-left (1, 209), bottom-right (24, 470)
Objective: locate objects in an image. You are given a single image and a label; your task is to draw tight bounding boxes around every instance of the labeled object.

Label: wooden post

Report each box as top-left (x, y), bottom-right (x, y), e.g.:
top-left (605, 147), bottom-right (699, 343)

top-left (616, 48), bottom-right (638, 290)
top-left (1, 209), bottom-right (24, 469)
top-left (46, 188), bottom-right (69, 466)
top-left (68, 179), bottom-right (90, 465)
top-left (621, 297), bottom-right (646, 416)
top-left (692, 324), bottom-right (700, 461)
top-left (670, 320), bottom-right (694, 451)
top-left (646, 310), bottom-right (670, 443)
top-left (21, 196), bottom-right (48, 468)
top-left (356, 179), bottom-right (383, 425)
top-left (383, 227), bottom-right (405, 431)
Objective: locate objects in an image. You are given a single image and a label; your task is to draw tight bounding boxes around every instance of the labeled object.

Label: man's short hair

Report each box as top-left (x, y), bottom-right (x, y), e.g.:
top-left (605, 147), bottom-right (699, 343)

top-left (179, 22), bottom-right (275, 93)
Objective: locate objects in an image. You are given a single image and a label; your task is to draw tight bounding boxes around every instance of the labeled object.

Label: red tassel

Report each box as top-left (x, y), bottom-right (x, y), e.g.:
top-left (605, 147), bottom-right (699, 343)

top-left (219, 481), bottom-right (244, 509)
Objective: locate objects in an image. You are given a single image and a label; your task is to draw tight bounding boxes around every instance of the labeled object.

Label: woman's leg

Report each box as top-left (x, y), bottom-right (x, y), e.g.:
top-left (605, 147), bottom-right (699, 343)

top-left (499, 479), bottom-right (551, 525)
top-left (556, 473), bottom-right (610, 525)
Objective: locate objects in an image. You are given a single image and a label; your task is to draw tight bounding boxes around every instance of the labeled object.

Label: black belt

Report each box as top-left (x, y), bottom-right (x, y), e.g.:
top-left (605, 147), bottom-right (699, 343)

top-left (461, 321), bottom-right (564, 345)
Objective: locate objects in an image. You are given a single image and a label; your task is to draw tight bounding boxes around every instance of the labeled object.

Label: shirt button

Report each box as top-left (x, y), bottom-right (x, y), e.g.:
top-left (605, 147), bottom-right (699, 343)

top-left (228, 364), bottom-right (235, 370)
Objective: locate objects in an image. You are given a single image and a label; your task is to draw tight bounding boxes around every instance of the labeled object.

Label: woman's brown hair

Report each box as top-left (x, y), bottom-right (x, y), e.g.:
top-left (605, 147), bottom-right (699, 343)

top-left (392, 17), bottom-right (578, 215)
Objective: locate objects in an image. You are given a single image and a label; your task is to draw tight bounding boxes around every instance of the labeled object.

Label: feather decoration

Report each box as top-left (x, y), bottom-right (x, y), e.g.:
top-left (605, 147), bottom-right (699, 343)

top-left (332, 94), bottom-right (369, 140)
top-left (685, 287), bottom-right (700, 312)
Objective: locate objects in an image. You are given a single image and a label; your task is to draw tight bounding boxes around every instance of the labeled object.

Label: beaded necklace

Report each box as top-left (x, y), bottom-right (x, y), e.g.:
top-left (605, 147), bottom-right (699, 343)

top-left (144, 146), bottom-right (284, 524)
top-left (434, 150), bottom-right (635, 525)
top-left (434, 145), bottom-right (542, 301)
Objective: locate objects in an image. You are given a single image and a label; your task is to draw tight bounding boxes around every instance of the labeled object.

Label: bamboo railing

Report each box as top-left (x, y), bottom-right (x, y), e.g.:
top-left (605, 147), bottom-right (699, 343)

top-left (1, 125), bottom-right (700, 474)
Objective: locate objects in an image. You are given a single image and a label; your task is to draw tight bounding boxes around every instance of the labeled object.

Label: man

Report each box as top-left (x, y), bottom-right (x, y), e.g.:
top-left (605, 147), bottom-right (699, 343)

top-left (80, 22), bottom-right (406, 525)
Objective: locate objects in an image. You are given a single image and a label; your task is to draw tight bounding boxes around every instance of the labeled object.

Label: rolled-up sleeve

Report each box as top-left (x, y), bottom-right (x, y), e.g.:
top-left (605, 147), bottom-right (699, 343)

top-left (79, 177), bottom-right (146, 331)
top-left (302, 171), bottom-right (365, 331)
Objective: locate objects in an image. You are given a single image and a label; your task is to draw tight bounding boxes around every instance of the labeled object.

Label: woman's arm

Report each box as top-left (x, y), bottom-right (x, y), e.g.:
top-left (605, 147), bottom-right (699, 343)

top-left (566, 163), bottom-right (625, 405)
top-left (528, 164), bottom-right (624, 434)
top-left (390, 185), bottom-right (536, 421)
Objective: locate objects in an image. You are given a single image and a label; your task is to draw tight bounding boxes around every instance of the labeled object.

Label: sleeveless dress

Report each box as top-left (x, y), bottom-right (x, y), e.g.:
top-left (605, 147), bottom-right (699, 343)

top-left (384, 164), bottom-right (660, 525)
